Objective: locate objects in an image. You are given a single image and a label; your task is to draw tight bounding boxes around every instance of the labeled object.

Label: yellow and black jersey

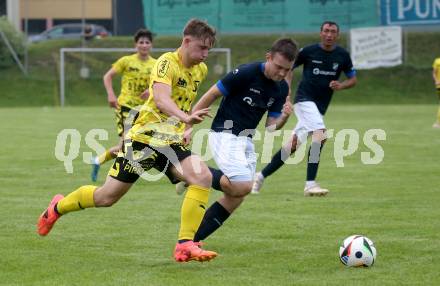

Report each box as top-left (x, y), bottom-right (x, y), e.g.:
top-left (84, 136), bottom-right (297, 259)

top-left (129, 49), bottom-right (208, 146)
top-left (433, 58), bottom-right (440, 88)
top-left (113, 53), bottom-right (157, 108)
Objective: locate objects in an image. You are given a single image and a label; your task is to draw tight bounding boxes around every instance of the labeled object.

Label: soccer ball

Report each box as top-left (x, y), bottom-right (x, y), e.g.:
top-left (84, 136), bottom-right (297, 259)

top-left (339, 235), bottom-right (377, 267)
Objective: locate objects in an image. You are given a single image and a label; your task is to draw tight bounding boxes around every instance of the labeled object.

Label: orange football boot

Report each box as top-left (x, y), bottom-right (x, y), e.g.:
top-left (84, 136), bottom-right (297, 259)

top-left (37, 194), bottom-right (64, 236)
top-left (174, 241), bottom-right (217, 262)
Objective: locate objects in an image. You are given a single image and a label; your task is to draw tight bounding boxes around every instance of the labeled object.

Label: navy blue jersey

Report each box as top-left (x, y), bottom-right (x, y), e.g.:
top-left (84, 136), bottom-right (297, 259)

top-left (294, 44), bottom-right (356, 115)
top-left (211, 62), bottom-right (289, 137)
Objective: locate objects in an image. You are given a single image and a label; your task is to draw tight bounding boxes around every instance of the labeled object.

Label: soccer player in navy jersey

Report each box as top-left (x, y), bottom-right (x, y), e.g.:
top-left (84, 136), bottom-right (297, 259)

top-left (251, 21), bottom-right (357, 196)
top-left (177, 38), bottom-right (298, 242)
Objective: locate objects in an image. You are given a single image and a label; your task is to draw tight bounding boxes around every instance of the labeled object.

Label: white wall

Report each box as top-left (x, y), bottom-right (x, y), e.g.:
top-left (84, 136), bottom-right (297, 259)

top-left (6, 0), bottom-right (20, 31)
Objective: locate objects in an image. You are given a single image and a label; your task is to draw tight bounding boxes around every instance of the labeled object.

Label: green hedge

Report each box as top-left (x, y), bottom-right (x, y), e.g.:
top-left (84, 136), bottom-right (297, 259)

top-left (1, 32), bottom-right (440, 106)
top-left (0, 16), bottom-right (25, 68)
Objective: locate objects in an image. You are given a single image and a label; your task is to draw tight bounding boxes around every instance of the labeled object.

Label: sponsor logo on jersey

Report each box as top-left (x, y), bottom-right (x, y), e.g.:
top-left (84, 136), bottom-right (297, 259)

top-left (313, 68), bottom-right (336, 76)
top-left (157, 59), bottom-right (169, 78)
top-left (243, 96), bottom-right (256, 106)
top-left (333, 63), bottom-right (339, 70)
top-left (177, 77), bottom-right (187, 88)
top-left (267, 97), bottom-right (275, 107)
top-left (128, 67), bottom-right (140, 72)
top-left (250, 88), bottom-right (261, 94)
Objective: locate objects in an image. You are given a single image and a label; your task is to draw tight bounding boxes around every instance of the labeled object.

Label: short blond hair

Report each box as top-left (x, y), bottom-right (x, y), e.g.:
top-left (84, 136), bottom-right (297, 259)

top-left (183, 18), bottom-right (216, 47)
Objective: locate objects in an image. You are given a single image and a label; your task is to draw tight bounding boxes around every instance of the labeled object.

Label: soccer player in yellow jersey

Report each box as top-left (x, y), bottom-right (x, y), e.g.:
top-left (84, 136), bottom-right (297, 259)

top-left (91, 29), bottom-right (157, 181)
top-left (432, 57), bottom-right (440, 128)
top-left (37, 19), bottom-right (218, 263)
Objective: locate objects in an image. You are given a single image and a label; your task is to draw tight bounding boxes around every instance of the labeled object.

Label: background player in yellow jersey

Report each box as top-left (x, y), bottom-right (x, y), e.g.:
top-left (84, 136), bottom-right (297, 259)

top-left (37, 19), bottom-right (218, 263)
top-left (91, 29), bottom-right (156, 181)
top-left (432, 57), bottom-right (440, 128)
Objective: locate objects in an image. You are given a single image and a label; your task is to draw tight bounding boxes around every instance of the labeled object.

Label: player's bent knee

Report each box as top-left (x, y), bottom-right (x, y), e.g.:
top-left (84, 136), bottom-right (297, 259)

top-left (186, 169), bottom-right (212, 188)
top-left (198, 171), bottom-right (212, 187)
top-left (93, 180), bottom-right (130, 207)
top-left (226, 181), bottom-right (252, 197)
top-left (312, 129), bottom-right (327, 142)
top-left (237, 187), bottom-right (252, 197)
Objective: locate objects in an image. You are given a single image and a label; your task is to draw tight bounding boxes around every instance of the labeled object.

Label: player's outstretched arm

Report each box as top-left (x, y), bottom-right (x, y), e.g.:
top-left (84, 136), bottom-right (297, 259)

top-left (329, 76), bottom-right (357, 91)
top-left (153, 82), bottom-right (210, 125)
top-left (181, 84), bottom-right (221, 144)
top-left (153, 82), bottom-right (190, 122)
top-left (192, 84), bottom-right (223, 114)
top-left (103, 67), bottom-right (119, 108)
top-left (265, 96), bottom-right (292, 131)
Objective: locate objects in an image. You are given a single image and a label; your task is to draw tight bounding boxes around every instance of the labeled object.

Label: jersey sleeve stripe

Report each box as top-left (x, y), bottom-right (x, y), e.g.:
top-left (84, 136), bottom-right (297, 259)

top-left (216, 80), bottom-right (229, 96)
top-left (268, 111), bottom-right (281, 118)
top-left (345, 70), bottom-right (356, 78)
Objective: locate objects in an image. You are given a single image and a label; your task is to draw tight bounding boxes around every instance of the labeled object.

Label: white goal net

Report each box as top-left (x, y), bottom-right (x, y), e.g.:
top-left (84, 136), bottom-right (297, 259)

top-left (59, 47), bottom-right (231, 106)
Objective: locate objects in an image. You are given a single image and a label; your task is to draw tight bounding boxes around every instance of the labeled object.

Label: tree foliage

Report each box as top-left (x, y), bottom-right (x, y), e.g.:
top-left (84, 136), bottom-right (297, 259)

top-left (0, 16), bottom-right (25, 68)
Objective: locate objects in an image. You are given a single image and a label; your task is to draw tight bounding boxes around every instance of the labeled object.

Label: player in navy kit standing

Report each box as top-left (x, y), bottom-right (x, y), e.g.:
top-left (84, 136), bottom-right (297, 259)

top-left (177, 38), bottom-right (298, 242)
top-left (251, 21), bottom-right (357, 196)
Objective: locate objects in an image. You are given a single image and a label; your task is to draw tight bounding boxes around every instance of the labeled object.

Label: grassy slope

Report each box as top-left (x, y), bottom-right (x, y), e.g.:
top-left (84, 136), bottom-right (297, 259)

top-left (1, 105), bottom-right (439, 285)
top-left (1, 32), bottom-right (440, 106)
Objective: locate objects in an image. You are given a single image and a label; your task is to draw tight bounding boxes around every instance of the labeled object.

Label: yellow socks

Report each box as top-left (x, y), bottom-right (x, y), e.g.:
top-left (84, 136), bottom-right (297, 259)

top-left (97, 150), bottom-right (116, 165)
top-left (178, 185), bottom-right (210, 240)
top-left (57, 185), bottom-right (97, 215)
top-left (56, 183), bottom-right (211, 240)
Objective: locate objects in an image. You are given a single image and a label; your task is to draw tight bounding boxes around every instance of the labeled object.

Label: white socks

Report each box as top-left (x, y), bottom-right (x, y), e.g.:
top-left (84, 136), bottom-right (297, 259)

top-left (305, 181), bottom-right (316, 188)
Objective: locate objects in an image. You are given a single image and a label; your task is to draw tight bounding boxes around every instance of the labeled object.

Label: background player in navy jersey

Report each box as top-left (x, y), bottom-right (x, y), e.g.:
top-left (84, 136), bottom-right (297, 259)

top-left (251, 21), bottom-right (357, 196)
top-left (177, 38), bottom-right (298, 242)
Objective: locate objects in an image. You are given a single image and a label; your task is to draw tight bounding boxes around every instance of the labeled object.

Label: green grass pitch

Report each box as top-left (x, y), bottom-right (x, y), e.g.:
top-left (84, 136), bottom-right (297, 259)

top-left (1, 105), bottom-right (439, 285)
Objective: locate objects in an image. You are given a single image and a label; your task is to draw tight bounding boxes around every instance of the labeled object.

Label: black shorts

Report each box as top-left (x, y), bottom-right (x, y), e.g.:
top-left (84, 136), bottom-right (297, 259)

top-left (114, 105), bottom-right (139, 137)
top-left (108, 140), bottom-right (192, 184)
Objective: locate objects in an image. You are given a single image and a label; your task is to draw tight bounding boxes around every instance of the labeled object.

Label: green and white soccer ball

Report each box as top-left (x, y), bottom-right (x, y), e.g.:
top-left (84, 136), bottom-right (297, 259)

top-left (339, 235), bottom-right (377, 267)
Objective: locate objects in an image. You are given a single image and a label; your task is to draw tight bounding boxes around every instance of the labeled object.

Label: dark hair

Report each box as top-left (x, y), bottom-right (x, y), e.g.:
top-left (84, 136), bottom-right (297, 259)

top-left (183, 18), bottom-right (217, 47)
top-left (270, 38), bottom-right (299, 62)
top-left (320, 21), bottom-right (339, 32)
top-left (134, 29), bottom-right (153, 43)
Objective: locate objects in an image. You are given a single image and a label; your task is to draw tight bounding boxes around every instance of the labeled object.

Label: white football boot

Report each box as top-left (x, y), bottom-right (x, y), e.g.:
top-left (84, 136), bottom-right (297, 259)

top-left (304, 182), bottom-right (329, 197)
